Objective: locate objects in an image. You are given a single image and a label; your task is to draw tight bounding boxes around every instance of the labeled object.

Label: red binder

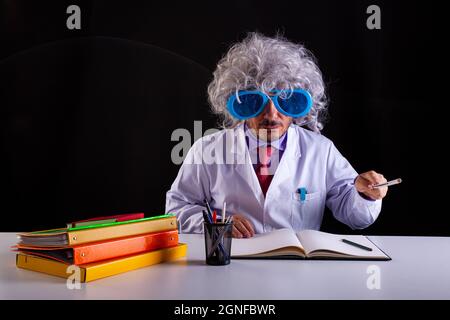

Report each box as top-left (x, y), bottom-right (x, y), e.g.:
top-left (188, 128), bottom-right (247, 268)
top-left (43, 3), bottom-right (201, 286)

top-left (68, 212), bottom-right (145, 228)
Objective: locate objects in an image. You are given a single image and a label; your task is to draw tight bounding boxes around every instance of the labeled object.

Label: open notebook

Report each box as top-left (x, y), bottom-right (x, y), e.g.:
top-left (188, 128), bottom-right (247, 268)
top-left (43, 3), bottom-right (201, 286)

top-left (231, 228), bottom-right (390, 260)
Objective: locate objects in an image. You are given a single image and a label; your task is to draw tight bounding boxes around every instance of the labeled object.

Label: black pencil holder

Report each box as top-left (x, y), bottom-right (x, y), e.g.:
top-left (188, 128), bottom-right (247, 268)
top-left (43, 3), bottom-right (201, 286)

top-left (203, 221), bottom-right (233, 266)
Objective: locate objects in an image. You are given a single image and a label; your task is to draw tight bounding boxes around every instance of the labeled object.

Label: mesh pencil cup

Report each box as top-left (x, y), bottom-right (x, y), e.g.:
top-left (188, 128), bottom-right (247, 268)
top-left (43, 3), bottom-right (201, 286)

top-left (203, 221), bottom-right (233, 265)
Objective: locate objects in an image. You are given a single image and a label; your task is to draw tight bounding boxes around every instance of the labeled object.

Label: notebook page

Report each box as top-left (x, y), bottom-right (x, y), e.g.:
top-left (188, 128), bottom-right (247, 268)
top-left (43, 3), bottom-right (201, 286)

top-left (231, 228), bottom-right (302, 256)
top-left (297, 230), bottom-right (386, 258)
top-left (18, 234), bottom-right (69, 246)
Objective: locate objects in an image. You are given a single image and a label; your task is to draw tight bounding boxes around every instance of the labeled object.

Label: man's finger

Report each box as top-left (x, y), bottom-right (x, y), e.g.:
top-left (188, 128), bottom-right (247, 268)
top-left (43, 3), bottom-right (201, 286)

top-left (368, 177), bottom-right (387, 189)
top-left (356, 176), bottom-right (372, 192)
top-left (240, 219), bottom-right (255, 236)
top-left (234, 220), bottom-right (251, 237)
top-left (358, 183), bottom-right (371, 192)
top-left (360, 171), bottom-right (376, 180)
top-left (366, 187), bottom-right (386, 200)
top-left (232, 226), bottom-right (243, 238)
top-left (360, 174), bottom-right (381, 188)
top-left (360, 173), bottom-right (378, 184)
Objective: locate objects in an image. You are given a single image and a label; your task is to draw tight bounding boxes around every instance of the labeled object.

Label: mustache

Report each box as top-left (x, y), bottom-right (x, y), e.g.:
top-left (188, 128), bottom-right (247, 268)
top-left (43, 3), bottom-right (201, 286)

top-left (259, 119), bottom-right (283, 127)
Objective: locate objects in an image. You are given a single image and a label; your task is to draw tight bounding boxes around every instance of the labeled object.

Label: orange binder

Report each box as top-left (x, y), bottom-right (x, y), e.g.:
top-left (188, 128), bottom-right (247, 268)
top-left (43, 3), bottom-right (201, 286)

top-left (15, 230), bottom-right (179, 265)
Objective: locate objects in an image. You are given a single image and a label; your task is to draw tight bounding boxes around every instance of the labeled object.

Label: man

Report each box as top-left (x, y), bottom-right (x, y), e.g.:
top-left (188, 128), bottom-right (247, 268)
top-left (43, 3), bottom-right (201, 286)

top-left (166, 33), bottom-right (388, 238)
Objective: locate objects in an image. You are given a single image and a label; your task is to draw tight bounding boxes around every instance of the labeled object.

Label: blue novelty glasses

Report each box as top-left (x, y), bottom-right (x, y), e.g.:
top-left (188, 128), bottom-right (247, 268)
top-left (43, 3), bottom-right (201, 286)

top-left (226, 89), bottom-right (313, 120)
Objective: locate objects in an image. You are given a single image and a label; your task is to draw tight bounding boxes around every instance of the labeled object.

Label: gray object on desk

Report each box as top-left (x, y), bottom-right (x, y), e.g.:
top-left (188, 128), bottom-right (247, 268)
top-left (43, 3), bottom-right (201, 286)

top-left (1, 233), bottom-right (450, 299)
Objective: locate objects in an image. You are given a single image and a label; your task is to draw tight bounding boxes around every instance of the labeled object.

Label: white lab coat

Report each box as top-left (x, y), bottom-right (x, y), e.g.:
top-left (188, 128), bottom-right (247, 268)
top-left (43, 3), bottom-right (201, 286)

top-left (166, 123), bottom-right (381, 234)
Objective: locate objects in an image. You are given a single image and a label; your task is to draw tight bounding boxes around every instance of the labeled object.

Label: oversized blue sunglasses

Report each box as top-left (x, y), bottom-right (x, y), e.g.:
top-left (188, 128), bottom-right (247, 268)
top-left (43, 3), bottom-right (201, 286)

top-left (226, 89), bottom-right (313, 120)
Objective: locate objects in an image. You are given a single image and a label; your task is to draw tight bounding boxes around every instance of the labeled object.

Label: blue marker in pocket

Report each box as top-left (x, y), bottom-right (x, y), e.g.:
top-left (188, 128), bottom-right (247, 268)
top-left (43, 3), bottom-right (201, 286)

top-left (297, 187), bottom-right (307, 203)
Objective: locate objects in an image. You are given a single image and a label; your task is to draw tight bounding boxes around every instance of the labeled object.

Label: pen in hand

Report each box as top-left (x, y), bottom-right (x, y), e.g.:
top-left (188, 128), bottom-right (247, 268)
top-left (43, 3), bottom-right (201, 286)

top-left (371, 178), bottom-right (402, 189)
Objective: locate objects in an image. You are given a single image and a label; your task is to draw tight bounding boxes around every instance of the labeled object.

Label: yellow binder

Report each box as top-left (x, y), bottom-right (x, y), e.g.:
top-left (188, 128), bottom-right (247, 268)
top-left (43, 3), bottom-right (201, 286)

top-left (67, 216), bottom-right (177, 245)
top-left (16, 243), bottom-right (187, 282)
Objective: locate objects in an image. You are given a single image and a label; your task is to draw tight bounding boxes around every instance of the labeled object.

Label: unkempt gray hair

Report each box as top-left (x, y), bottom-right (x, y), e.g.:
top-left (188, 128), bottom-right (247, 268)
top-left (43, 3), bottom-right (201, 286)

top-left (207, 32), bottom-right (328, 132)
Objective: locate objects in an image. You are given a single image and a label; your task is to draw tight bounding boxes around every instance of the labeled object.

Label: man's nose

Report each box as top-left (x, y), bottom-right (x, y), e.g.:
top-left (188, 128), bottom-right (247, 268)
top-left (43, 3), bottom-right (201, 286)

top-left (262, 99), bottom-right (278, 118)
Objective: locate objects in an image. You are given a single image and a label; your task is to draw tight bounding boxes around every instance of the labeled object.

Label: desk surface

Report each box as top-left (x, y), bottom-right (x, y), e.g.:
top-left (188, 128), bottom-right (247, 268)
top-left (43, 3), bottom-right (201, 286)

top-left (1, 232), bottom-right (449, 299)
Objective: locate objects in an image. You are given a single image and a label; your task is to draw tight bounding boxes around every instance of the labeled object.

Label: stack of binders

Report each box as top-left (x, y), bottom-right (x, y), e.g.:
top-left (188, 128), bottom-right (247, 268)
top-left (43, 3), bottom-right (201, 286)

top-left (14, 213), bottom-right (186, 282)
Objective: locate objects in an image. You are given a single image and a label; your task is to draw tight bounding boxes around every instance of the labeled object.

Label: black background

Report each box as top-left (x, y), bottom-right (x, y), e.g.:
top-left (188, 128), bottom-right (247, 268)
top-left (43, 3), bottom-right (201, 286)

top-left (0, 0), bottom-right (445, 235)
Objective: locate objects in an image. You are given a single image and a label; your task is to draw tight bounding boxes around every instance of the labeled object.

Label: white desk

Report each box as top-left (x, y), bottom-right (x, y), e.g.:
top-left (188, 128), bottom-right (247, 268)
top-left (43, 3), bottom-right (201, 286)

top-left (1, 232), bottom-right (449, 299)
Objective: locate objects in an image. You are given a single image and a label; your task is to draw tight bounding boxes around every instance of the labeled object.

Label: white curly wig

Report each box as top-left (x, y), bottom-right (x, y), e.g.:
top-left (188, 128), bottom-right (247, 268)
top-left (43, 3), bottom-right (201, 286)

top-left (207, 32), bottom-right (328, 132)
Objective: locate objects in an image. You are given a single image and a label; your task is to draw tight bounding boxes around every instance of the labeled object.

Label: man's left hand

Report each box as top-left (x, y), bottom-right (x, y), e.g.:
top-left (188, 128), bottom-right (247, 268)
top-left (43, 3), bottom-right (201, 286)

top-left (355, 170), bottom-right (388, 200)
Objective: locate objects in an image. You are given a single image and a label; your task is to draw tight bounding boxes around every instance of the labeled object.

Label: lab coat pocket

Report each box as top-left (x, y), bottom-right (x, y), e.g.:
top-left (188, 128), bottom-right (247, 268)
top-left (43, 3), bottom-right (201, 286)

top-left (291, 191), bottom-right (323, 230)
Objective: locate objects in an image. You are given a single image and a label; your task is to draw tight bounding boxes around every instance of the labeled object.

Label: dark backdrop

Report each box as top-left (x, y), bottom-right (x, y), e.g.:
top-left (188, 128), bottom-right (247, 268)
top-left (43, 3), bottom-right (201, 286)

top-left (0, 0), bottom-right (445, 235)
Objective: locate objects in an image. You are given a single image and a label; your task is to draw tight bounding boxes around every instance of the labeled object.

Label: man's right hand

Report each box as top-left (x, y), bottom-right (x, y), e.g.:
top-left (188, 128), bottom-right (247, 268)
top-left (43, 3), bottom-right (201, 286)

top-left (231, 214), bottom-right (255, 238)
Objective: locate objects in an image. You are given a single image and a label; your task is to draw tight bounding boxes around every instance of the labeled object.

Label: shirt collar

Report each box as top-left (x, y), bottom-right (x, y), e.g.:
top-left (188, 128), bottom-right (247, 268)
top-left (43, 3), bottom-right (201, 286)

top-left (244, 122), bottom-right (287, 151)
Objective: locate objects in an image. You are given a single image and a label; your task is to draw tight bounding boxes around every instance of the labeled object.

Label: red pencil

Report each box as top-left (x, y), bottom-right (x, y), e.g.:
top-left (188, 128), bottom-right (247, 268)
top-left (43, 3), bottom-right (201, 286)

top-left (213, 210), bottom-right (217, 223)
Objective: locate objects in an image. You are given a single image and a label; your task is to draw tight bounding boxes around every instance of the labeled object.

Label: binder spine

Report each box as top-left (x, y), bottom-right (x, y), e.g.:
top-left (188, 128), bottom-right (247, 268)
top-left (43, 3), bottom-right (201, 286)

top-left (73, 230), bottom-right (179, 264)
top-left (67, 217), bottom-right (177, 245)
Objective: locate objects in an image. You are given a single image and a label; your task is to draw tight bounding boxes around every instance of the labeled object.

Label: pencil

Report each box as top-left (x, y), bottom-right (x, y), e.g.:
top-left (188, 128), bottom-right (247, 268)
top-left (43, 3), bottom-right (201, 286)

top-left (222, 201), bottom-right (226, 224)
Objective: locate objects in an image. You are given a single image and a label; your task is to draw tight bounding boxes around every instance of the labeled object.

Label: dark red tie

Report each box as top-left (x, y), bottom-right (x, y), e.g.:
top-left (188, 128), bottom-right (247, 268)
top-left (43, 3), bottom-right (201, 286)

top-left (256, 145), bottom-right (274, 197)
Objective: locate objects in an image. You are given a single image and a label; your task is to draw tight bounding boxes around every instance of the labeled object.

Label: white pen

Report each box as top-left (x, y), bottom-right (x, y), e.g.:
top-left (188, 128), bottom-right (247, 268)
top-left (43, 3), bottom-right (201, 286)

top-left (222, 201), bottom-right (226, 223)
top-left (371, 178), bottom-right (402, 189)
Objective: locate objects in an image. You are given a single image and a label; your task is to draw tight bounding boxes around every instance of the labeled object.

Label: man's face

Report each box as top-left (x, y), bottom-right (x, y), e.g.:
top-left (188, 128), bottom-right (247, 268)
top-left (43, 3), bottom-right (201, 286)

top-left (245, 96), bottom-right (292, 142)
